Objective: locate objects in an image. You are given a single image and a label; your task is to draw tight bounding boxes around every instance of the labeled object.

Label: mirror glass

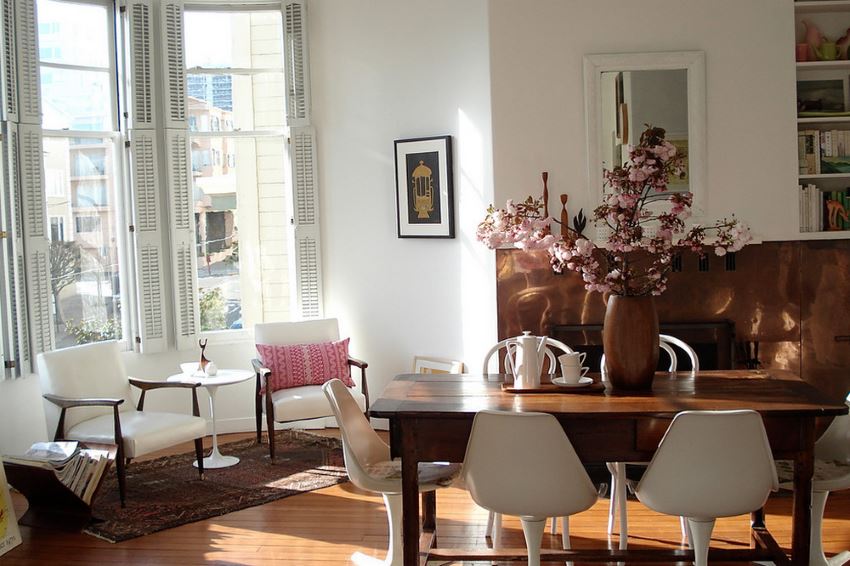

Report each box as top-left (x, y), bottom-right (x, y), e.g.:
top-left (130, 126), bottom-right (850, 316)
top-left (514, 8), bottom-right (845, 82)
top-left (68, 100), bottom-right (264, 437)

top-left (584, 51), bottom-right (705, 212)
top-left (599, 69), bottom-right (689, 193)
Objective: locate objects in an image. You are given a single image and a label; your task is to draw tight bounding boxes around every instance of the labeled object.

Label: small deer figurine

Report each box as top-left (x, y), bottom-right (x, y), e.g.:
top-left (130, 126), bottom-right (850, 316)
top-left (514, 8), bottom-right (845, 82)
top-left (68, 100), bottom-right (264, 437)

top-left (198, 339), bottom-right (210, 374)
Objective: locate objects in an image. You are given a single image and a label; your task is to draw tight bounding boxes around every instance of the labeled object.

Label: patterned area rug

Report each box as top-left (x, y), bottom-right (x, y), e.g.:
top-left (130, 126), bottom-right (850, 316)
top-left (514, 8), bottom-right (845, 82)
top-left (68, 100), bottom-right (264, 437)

top-left (84, 430), bottom-right (347, 542)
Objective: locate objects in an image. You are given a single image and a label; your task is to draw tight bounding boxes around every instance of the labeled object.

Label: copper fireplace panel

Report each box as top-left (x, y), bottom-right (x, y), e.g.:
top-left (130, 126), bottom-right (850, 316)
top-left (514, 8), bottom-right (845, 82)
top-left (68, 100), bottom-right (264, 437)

top-left (496, 241), bottom-right (847, 396)
top-left (800, 240), bottom-right (850, 401)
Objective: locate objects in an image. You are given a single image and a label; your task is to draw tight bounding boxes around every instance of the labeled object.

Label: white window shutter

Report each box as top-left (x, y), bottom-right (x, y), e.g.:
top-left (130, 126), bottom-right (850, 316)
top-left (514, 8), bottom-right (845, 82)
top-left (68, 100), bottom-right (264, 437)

top-left (288, 126), bottom-right (322, 318)
top-left (165, 129), bottom-right (197, 349)
top-left (17, 124), bottom-right (53, 358)
top-left (14, 0), bottom-right (39, 125)
top-left (282, 0), bottom-right (311, 127)
top-left (126, 0), bottom-right (156, 130)
top-left (129, 130), bottom-right (167, 353)
top-left (3, 123), bottom-right (28, 374)
top-left (0, 125), bottom-right (15, 376)
top-left (0, 0), bottom-right (18, 122)
top-left (159, 0), bottom-right (186, 129)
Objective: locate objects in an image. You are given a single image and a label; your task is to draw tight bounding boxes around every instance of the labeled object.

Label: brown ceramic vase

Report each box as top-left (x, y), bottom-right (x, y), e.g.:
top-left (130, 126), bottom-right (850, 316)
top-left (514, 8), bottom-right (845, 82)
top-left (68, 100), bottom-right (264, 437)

top-left (602, 294), bottom-right (660, 391)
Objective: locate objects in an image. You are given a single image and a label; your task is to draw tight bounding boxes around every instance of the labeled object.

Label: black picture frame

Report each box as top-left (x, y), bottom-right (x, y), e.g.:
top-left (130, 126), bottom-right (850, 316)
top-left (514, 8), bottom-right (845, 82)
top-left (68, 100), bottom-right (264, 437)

top-left (394, 135), bottom-right (454, 238)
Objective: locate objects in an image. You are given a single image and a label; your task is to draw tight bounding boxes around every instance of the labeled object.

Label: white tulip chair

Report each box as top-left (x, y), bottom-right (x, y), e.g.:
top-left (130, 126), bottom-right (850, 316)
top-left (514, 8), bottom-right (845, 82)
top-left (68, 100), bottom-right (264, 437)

top-left (635, 410), bottom-right (778, 566)
top-left (322, 379), bottom-right (459, 566)
top-left (462, 410), bottom-right (597, 566)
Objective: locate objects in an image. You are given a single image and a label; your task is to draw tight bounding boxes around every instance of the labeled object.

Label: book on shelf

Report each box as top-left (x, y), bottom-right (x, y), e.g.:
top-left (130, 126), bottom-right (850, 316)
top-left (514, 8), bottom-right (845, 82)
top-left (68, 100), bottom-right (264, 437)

top-left (799, 183), bottom-right (827, 233)
top-left (799, 130), bottom-right (820, 174)
top-left (3, 445), bottom-right (110, 505)
top-left (19, 441), bottom-right (79, 465)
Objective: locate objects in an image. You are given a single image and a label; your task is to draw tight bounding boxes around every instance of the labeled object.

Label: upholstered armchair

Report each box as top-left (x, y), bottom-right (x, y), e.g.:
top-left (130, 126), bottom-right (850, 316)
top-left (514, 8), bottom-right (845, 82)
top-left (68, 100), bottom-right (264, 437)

top-left (37, 341), bottom-right (208, 506)
top-left (253, 318), bottom-right (368, 460)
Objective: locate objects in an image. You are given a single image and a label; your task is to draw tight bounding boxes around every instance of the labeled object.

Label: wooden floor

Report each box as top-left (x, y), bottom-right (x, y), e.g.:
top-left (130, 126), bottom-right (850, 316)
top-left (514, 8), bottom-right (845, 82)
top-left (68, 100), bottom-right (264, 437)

top-left (3, 432), bottom-right (850, 565)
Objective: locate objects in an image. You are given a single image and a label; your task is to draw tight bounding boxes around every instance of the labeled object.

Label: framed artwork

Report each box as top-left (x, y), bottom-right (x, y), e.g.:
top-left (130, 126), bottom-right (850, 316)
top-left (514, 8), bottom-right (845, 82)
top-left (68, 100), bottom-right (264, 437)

top-left (797, 77), bottom-right (849, 114)
top-left (394, 136), bottom-right (454, 238)
top-left (413, 356), bottom-right (464, 375)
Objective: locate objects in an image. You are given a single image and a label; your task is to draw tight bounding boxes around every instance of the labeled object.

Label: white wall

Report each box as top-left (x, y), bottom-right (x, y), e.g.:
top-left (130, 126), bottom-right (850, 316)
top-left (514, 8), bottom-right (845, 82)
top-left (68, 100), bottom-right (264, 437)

top-left (308, 0), bottom-right (497, 407)
top-left (0, 0), bottom-right (802, 453)
top-left (489, 0), bottom-right (798, 241)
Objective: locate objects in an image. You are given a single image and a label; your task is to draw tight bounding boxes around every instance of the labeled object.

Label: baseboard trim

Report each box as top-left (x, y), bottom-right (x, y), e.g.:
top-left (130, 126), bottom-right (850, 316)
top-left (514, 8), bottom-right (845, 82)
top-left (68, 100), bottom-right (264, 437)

top-left (207, 415), bottom-right (389, 436)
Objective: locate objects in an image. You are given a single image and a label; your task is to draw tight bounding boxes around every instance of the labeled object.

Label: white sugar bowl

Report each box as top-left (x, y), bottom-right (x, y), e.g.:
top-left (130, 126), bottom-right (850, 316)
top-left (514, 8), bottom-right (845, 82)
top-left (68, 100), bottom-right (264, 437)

top-left (205, 362), bottom-right (218, 376)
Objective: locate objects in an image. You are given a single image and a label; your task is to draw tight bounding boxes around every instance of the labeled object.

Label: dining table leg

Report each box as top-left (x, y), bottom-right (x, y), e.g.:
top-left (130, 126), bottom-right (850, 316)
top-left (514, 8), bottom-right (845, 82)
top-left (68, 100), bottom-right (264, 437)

top-left (400, 420), bottom-right (420, 566)
top-left (791, 419), bottom-right (815, 566)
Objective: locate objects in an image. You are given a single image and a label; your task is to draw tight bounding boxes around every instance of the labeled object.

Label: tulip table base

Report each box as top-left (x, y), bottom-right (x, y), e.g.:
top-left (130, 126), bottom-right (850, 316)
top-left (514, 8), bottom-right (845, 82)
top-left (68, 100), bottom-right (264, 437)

top-left (167, 369), bottom-right (254, 470)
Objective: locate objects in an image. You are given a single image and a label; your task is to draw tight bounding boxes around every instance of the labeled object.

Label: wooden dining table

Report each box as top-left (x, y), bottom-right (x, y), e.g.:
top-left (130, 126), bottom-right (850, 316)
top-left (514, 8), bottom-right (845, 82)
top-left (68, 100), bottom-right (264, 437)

top-left (368, 370), bottom-right (849, 565)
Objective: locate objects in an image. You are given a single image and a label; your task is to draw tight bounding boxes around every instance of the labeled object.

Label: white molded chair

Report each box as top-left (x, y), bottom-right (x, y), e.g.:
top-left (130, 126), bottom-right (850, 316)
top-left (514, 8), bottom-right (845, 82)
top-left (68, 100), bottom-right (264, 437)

top-left (37, 341), bottom-right (208, 506)
top-left (462, 410), bottom-right (597, 566)
top-left (481, 336), bottom-right (576, 542)
top-left (253, 318), bottom-right (369, 460)
top-left (779, 393), bottom-right (850, 566)
top-left (635, 410), bottom-right (778, 566)
top-left (605, 334), bottom-right (700, 547)
top-left (322, 379), bottom-right (459, 566)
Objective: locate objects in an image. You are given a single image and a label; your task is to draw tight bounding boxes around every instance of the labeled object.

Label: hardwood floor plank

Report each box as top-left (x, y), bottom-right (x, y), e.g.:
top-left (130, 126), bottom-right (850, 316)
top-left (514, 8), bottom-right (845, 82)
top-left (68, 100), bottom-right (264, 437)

top-left (4, 432), bottom-right (849, 565)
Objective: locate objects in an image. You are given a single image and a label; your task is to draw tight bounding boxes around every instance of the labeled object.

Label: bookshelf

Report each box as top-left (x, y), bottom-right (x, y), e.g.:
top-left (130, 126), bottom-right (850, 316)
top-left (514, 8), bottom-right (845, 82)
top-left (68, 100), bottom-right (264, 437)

top-left (3, 443), bottom-right (116, 531)
top-left (795, 0), bottom-right (850, 237)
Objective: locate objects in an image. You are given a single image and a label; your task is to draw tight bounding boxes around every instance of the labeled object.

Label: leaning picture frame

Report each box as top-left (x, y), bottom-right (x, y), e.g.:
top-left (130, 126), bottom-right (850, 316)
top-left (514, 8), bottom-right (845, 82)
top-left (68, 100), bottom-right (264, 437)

top-left (413, 356), bottom-right (464, 375)
top-left (394, 136), bottom-right (454, 238)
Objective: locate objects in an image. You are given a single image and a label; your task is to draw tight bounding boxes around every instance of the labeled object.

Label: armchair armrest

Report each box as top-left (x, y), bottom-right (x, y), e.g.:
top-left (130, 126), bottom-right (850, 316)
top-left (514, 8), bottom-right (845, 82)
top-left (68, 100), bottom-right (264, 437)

top-left (42, 394), bottom-right (125, 443)
top-left (128, 378), bottom-right (202, 416)
top-left (252, 358), bottom-right (270, 376)
top-left (347, 356), bottom-right (370, 413)
top-left (43, 393), bottom-right (124, 409)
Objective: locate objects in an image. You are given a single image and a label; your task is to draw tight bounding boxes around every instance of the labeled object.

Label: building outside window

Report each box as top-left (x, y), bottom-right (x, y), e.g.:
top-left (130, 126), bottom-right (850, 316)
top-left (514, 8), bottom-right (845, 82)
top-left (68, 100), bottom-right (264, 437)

top-left (38, 0), bottom-right (125, 347)
top-left (185, 7), bottom-right (290, 331)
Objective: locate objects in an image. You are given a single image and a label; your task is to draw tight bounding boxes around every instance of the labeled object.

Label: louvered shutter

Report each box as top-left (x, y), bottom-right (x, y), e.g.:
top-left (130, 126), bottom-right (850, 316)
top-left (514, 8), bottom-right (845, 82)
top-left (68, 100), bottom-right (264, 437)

top-left (15, 0), bottom-right (39, 125)
top-left (165, 130), bottom-right (198, 350)
top-left (127, 0), bottom-right (156, 130)
top-left (0, 124), bottom-right (16, 376)
top-left (159, 0), bottom-right (186, 129)
top-left (129, 130), bottom-right (167, 353)
top-left (17, 124), bottom-right (53, 358)
top-left (288, 127), bottom-right (322, 318)
top-left (0, 0), bottom-right (17, 122)
top-left (3, 123), bottom-right (28, 375)
top-left (282, 0), bottom-right (311, 127)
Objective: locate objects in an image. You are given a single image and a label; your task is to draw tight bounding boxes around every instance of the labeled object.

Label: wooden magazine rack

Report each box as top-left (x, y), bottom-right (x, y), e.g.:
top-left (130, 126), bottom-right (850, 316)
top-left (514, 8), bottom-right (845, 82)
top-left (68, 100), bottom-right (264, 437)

top-left (3, 443), bottom-right (116, 531)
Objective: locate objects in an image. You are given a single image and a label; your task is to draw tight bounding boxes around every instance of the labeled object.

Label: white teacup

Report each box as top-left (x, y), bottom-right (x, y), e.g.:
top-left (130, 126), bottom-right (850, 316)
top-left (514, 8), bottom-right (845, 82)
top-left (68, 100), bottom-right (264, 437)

top-left (560, 364), bottom-right (589, 384)
top-left (558, 352), bottom-right (586, 367)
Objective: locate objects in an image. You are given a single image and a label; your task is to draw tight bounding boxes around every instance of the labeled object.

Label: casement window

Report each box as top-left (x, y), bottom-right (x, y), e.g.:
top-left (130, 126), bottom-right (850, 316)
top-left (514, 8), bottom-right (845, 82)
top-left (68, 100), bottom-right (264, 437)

top-left (184, 6), bottom-right (289, 332)
top-left (1, 0), bottom-right (320, 374)
top-left (38, 0), bottom-right (128, 349)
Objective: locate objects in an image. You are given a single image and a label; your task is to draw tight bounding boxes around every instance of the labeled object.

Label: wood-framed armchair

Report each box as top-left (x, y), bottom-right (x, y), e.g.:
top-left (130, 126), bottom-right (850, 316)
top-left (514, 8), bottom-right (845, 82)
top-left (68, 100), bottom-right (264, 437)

top-left (37, 341), bottom-right (208, 506)
top-left (253, 318), bottom-right (369, 460)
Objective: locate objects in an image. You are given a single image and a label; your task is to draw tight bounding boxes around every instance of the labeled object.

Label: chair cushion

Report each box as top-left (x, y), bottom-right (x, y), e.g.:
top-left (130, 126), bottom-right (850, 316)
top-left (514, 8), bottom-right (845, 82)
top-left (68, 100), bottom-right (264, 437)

top-left (66, 410), bottom-right (207, 459)
top-left (267, 384), bottom-right (366, 423)
top-left (777, 459), bottom-right (850, 492)
top-left (366, 460), bottom-right (461, 488)
top-left (257, 338), bottom-right (354, 392)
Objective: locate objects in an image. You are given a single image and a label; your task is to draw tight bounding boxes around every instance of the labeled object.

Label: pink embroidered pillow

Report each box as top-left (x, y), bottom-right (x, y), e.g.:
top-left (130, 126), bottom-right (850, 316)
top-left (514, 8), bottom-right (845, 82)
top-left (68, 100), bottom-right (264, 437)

top-left (257, 338), bottom-right (353, 392)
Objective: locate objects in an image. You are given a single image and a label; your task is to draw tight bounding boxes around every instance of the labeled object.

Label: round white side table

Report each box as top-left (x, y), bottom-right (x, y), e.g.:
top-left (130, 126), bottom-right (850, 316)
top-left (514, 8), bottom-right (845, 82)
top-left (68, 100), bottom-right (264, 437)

top-left (168, 369), bottom-right (253, 469)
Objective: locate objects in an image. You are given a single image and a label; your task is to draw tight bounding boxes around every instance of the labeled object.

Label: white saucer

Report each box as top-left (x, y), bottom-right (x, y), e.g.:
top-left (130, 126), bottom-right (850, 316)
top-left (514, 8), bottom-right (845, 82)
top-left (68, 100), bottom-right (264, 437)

top-left (552, 376), bottom-right (593, 388)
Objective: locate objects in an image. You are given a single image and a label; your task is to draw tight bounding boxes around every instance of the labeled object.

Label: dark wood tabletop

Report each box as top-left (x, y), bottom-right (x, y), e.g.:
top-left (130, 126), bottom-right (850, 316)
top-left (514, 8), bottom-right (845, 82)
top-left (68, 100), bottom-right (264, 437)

top-left (370, 370), bottom-right (848, 418)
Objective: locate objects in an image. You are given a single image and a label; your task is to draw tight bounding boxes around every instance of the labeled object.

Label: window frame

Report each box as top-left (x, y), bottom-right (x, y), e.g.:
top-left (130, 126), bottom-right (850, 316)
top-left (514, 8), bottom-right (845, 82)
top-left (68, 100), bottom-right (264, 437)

top-left (184, 2), bottom-right (288, 342)
top-left (37, 0), bottom-right (133, 351)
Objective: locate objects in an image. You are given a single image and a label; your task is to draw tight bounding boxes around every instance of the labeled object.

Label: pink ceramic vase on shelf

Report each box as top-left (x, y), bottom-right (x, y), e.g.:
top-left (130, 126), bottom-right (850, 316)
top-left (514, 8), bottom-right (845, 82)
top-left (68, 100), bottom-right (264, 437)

top-left (803, 19), bottom-right (824, 61)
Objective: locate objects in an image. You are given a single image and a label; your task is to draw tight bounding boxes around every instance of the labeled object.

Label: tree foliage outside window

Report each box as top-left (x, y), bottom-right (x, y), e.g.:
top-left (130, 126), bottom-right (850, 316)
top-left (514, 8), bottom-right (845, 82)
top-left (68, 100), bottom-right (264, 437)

top-left (199, 287), bottom-right (226, 331)
top-left (49, 240), bottom-right (81, 325)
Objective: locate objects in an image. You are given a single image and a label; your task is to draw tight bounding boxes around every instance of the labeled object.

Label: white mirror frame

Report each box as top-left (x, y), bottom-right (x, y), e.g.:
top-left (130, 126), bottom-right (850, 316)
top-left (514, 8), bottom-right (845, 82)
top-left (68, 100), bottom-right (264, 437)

top-left (584, 51), bottom-right (706, 216)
